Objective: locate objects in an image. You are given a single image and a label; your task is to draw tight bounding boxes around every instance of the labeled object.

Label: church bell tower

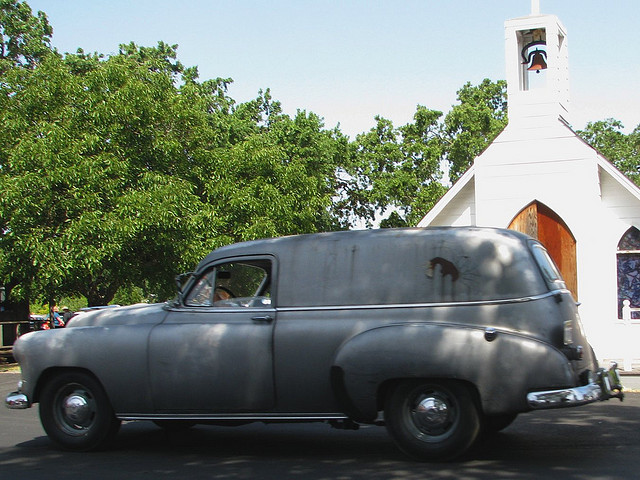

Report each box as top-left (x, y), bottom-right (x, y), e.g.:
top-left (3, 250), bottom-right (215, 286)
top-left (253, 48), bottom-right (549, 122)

top-left (504, 0), bottom-right (570, 126)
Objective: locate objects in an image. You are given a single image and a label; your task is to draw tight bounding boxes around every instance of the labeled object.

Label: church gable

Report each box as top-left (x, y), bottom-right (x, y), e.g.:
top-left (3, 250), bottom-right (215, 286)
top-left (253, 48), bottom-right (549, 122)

top-left (418, 167), bottom-right (475, 227)
top-left (598, 160), bottom-right (640, 230)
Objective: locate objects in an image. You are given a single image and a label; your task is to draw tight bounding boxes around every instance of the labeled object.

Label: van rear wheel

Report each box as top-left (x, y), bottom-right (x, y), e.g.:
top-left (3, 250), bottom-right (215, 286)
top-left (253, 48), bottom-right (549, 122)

top-left (384, 380), bottom-right (480, 461)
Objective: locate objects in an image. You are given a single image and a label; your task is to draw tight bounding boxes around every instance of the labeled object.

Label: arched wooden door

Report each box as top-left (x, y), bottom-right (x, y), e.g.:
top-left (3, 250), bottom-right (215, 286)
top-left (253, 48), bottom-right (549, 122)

top-left (508, 201), bottom-right (578, 300)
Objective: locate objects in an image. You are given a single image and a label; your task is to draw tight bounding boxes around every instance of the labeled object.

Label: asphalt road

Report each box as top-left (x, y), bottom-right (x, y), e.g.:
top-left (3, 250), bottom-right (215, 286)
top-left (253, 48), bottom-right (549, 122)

top-left (1, 372), bottom-right (638, 480)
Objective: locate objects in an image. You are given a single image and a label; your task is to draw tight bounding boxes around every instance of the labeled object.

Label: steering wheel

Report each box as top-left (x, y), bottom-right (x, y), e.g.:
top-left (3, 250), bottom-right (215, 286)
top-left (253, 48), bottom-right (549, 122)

top-left (214, 286), bottom-right (235, 302)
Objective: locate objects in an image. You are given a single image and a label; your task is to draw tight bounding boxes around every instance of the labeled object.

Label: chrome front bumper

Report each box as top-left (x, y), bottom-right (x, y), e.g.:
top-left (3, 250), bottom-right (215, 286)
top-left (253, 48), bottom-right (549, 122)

top-left (527, 362), bottom-right (624, 410)
top-left (5, 391), bottom-right (30, 409)
top-left (6, 379), bottom-right (30, 410)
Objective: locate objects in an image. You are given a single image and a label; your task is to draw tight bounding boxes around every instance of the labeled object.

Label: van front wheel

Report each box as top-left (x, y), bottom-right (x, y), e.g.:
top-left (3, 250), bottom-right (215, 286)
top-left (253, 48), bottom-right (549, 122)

top-left (384, 380), bottom-right (480, 461)
top-left (39, 371), bottom-right (120, 451)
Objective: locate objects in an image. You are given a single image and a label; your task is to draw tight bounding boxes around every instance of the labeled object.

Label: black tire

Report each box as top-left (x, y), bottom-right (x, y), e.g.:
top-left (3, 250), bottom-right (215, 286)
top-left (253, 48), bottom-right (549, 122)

top-left (39, 371), bottom-right (121, 451)
top-left (384, 380), bottom-right (481, 461)
top-left (482, 413), bottom-right (518, 435)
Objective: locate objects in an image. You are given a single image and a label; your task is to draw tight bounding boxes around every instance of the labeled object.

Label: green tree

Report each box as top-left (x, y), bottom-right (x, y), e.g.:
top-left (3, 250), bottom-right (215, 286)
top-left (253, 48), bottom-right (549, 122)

top-left (0, 0), bottom-right (52, 71)
top-left (337, 116), bottom-right (407, 227)
top-left (0, 5), bottom-right (349, 306)
top-left (442, 79), bottom-right (508, 183)
top-left (340, 79), bottom-right (506, 227)
top-left (207, 92), bottom-right (346, 241)
top-left (342, 109), bottom-right (447, 228)
top-left (578, 119), bottom-right (640, 186)
top-left (0, 45), bottom-right (221, 305)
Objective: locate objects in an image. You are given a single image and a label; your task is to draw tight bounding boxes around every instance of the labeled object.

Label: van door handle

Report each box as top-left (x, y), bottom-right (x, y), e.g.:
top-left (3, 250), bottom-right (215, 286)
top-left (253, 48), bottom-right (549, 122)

top-left (251, 315), bottom-right (274, 323)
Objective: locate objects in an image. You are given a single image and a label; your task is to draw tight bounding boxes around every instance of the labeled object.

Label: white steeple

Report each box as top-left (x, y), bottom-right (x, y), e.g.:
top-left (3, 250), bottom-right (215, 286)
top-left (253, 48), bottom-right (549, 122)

top-left (504, 5), bottom-right (570, 126)
top-left (531, 0), bottom-right (540, 15)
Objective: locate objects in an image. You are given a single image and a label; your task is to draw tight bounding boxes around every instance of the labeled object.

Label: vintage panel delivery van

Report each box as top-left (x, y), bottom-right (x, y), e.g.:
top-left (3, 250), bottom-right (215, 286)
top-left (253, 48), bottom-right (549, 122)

top-left (6, 227), bottom-right (623, 460)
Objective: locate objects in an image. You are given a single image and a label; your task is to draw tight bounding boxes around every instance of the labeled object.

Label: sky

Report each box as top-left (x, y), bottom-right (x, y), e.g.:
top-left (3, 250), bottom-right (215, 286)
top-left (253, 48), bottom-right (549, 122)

top-left (25, 0), bottom-right (640, 138)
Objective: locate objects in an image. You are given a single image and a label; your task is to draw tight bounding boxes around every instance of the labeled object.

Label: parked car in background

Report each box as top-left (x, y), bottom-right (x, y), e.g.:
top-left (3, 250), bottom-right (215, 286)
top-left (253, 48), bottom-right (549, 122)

top-left (6, 228), bottom-right (624, 460)
top-left (27, 314), bottom-right (47, 331)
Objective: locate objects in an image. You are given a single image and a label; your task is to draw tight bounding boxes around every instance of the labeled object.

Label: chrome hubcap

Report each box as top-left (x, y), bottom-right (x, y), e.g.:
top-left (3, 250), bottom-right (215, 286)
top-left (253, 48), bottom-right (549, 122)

top-left (414, 396), bottom-right (450, 429)
top-left (63, 394), bottom-right (91, 425)
top-left (55, 385), bottom-right (96, 434)
top-left (407, 388), bottom-right (457, 440)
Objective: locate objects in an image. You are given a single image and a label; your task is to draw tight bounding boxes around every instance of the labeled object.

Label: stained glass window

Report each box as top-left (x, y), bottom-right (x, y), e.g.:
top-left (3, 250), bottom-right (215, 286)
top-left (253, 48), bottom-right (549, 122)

top-left (617, 227), bottom-right (640, 319)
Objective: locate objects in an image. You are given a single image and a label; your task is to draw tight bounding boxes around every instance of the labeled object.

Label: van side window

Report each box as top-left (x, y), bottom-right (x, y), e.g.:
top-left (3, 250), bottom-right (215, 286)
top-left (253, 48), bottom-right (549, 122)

top-left (531, 243), bottom-right (565, 288)
top-left (185, 260), bottom-right (272, 308)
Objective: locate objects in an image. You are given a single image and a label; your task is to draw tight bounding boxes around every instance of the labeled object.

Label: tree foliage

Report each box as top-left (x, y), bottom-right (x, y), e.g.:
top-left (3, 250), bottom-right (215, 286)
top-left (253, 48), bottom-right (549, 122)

top-left (0, 3), bottom-right (347, 305)
top-left (442, 79), bottom-right (508, 183)
top-left (578, 119), bottom-right (640, 186)
top-left (339, 79), bottom-right (507, 227)
top-left (1, 47), bottom-right (215, 304)
top-left (0, 0), bottom-right (52, 71)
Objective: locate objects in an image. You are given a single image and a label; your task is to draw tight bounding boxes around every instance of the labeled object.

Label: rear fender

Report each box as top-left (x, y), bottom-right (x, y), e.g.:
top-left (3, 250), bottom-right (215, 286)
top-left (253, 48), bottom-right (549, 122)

top-left (331, 323), bottom-right (575, 421)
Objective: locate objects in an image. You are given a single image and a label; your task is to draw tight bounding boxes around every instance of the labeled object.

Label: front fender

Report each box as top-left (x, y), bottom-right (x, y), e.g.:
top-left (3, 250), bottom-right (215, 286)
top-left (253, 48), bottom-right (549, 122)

top-left (13, 325), bottom-right (155, 413)
top-left (332, 323), bottom-right (576, 421)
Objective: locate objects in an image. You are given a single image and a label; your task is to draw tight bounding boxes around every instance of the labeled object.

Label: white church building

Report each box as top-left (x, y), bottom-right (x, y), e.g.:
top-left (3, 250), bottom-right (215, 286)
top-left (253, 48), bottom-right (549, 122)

top-left (418, 5), bottom-right (640, 369)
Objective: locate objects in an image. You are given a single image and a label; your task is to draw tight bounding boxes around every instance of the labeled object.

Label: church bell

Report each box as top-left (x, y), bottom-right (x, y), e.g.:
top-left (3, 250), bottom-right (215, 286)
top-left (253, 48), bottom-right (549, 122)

top-left (527, 50), bottom-right (547, 73)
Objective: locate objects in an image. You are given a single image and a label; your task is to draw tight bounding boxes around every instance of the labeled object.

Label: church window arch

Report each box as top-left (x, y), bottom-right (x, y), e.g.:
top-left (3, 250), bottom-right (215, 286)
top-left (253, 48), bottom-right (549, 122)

top-left (617, 227), bottom-right (640, 319)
